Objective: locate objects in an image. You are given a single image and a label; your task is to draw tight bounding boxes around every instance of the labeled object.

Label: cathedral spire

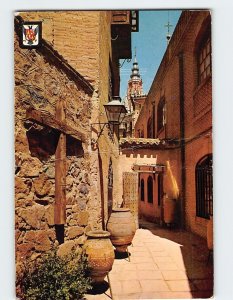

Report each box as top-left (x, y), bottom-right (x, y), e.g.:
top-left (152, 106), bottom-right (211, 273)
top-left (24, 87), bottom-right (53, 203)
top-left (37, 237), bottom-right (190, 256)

top-left (130, 47), bottom-right (141, 80)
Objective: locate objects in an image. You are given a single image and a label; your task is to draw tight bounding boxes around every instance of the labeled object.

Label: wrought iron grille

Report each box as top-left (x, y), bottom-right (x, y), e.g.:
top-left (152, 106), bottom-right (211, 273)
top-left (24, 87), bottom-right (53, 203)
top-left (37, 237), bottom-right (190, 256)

top-left (196, 154), bottom-right (213, 219)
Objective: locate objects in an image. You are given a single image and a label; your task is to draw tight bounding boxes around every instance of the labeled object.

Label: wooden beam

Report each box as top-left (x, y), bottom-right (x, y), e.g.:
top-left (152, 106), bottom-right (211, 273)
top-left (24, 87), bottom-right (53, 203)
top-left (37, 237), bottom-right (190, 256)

top-left (112, 11), bottom-right (131, 24)
top-left (54, 99), bottom-right (66, 225)
top-left (54, 132), bottom-right (66, 224)
top-left (26, 107), bottom-right (87, 142)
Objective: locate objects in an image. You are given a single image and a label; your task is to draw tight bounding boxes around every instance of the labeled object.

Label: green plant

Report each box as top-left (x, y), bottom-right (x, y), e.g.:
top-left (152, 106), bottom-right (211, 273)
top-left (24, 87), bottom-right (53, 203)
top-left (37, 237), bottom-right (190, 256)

top-left (19, 250), bottom-right (92, 300)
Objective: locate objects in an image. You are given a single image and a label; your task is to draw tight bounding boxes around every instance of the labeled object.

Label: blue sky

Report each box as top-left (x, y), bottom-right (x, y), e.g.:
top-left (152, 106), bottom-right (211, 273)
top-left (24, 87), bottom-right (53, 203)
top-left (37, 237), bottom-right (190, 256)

top-left (120, 10), bottom-right (182, 99)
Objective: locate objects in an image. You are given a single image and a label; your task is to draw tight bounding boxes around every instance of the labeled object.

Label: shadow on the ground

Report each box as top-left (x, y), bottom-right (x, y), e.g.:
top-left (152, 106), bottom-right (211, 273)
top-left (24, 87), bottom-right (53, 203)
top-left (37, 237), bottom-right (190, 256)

top-left (114, 249), bottom-right (131, 260)
top-left (139, 218), bottom-right (213, 298)
top-left (86, 280), bottom-right (109, 295)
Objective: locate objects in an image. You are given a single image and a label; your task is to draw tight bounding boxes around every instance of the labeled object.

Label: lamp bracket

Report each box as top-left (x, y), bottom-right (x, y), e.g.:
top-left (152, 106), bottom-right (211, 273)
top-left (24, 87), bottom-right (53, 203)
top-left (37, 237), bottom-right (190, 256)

top-left (91, 122), bottom-right (114, 143)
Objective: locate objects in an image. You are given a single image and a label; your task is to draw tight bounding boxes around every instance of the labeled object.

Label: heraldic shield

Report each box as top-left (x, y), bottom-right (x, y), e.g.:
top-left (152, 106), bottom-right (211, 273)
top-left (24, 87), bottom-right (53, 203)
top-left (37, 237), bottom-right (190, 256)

top-left (20, 21), bottom-right (42, 48)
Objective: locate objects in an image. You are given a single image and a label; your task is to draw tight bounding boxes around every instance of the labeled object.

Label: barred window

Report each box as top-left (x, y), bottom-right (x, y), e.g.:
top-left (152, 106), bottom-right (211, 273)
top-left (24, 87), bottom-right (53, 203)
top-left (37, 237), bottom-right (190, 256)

top-left (147, 176), bottom-right (153, 203)
top-left (198, 37), bottom-right (211, 83)
top-left (196, 154), bottom-right (213, 219)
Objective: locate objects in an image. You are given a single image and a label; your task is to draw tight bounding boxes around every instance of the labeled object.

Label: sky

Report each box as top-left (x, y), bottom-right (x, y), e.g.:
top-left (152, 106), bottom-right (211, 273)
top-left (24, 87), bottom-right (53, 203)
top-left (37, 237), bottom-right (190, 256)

top-left (120, 10), bottom-right (182, 99)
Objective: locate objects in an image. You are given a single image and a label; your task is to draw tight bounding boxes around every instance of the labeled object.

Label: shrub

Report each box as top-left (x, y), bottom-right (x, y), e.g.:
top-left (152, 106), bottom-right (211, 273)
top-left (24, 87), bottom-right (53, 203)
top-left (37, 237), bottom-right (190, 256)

top-left (19, 250), bottom-right (92, 300)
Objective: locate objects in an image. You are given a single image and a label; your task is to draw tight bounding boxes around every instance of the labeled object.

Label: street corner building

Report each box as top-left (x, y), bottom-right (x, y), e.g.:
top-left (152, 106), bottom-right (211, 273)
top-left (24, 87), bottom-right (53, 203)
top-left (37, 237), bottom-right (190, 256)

top-left (14, 10), bottom-right (137, 278)
top-left (120, 10), bottom-right (212, 237)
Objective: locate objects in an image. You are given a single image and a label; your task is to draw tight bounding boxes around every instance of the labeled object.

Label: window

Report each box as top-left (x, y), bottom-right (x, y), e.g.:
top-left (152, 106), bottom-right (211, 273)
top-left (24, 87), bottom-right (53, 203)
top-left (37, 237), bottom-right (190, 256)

top-left (195, 16), bottom-right (211, 85)
top-left (198, 37), bottom-right (211, 84)
top-left (147, 116), bottom-right (153, 138)
top-left (157, 98), bottom-right (165, 133)
top-left (196, 154), bottom-right (213, 219)
top-left (147, 176), bottom-right (153, 203)
top-left (140, 179), bottom-right (144, 201)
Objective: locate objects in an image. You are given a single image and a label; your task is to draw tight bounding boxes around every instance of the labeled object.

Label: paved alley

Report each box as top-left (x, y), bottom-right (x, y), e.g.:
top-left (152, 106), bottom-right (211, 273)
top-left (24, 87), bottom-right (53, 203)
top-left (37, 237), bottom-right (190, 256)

top-left (85, 220), bottom-right (213, 299)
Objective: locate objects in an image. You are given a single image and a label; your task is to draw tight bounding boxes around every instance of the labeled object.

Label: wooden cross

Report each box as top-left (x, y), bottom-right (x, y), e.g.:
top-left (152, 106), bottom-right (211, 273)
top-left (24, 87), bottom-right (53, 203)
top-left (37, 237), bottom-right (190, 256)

top-left (26, 103), bottom-right (86, 225)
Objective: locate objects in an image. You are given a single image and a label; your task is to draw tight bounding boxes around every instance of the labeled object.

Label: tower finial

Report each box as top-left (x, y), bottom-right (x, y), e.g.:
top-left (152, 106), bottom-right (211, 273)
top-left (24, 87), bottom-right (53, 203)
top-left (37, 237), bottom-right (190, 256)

top-left (165, 11), bottom-right (173, 45)
top-left (134, 47), bottom-right (137, 62)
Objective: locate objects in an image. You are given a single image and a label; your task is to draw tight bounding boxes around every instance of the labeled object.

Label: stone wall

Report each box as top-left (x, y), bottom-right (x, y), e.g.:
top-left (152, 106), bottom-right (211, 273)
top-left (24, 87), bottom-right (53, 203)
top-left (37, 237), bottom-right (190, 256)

top-left (15, 11), bottom-right (124, 283)
top-left (14, 27), bottom-right (97, 278)
top-left (18, 11), bottom-right (100, 84)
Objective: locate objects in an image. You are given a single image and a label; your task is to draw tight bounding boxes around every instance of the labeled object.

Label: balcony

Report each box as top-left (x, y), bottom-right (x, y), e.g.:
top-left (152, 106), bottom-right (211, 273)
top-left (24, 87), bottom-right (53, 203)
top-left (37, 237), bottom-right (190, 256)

top-left (111, 11), bottom-right (139, 59)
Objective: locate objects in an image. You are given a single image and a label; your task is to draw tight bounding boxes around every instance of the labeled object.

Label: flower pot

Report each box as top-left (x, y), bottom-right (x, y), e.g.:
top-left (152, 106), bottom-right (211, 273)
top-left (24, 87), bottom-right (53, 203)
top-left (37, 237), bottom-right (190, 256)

top-left (107, 208), bottom-right (136, 252)
top-left (84, 230), bottom-right (114, 283)
top-left (163, 197), bottom-right (176, 224)
top-left (207, 216), bottom-right (213, 250)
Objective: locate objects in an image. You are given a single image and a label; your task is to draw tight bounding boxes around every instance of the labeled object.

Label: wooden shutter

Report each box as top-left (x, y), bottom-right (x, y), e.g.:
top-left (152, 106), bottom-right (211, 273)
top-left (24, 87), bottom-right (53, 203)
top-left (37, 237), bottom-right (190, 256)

top-left (123, 172), bottom-right (139, 229)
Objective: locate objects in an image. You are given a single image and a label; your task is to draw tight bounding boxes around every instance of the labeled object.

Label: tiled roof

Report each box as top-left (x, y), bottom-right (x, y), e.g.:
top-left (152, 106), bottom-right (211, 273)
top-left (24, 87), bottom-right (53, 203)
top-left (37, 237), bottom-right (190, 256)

top-left (120, 137), bottom-right (161, 145)
top-left (119, 137), bottom-right (179, 149)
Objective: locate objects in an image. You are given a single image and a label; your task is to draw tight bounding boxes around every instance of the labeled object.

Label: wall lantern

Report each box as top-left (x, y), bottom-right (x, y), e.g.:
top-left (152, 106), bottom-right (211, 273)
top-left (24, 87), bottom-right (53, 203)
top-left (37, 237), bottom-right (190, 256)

top-left (104, 96), bottom-right (127, 125)
top-left (92, 96), bottom-right (127, 143)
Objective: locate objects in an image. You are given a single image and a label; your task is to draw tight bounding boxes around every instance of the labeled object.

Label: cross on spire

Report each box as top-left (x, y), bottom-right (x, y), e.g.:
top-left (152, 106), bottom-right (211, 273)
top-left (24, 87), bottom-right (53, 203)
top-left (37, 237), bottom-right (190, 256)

top-left (165, 21), bottom-right (173, 34)
top-left (165, 11), bottom-right (173, 44)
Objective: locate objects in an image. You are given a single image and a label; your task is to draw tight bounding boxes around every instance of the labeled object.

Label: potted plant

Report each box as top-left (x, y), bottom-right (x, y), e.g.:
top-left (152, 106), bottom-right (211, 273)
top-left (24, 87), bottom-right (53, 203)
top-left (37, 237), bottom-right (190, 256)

top-left (18, 249), bottom-right (92, 300)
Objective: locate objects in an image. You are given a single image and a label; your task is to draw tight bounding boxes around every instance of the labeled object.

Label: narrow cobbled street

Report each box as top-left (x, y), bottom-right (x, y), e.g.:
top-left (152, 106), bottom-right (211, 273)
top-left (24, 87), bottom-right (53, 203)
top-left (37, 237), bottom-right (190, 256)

top-left (86, 219), bottom-right (213, 299)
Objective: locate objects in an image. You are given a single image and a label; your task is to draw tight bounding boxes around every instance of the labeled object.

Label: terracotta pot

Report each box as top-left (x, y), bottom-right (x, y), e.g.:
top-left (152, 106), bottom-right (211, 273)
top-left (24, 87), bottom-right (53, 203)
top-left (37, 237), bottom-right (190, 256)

top-left (84, 230), bottom-right (114, 283)
top-left (164, 197), bottom-right (176, 224)
top-left (207, 216), bottom-right (213, 250)
top-left (107, 208), bottom-right (136, 252)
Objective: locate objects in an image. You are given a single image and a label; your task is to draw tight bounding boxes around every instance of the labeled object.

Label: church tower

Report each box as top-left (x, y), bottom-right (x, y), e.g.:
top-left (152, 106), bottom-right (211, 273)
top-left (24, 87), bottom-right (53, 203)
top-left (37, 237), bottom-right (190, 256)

top-left (121, 49), bottom-right (147, 138)
top-left (125, 50), bottom-right (144, 113)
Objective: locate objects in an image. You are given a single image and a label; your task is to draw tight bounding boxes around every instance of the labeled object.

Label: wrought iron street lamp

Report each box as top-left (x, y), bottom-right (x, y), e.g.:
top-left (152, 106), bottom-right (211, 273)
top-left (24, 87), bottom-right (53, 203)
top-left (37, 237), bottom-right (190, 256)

top-left (104, 96), bottom-right (127, 125)
top-left (91, 96), bottom-right (127, 142)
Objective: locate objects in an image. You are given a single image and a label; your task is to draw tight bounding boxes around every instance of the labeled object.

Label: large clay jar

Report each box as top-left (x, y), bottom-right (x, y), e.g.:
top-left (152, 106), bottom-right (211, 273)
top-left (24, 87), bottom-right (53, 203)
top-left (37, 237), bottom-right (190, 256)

top-left (163, 197), bottom-right (176, 224)
top-left (207, 216), bottom-right (213, 250)
top-left (84, 230), bottom-right (114, 284)
top-left (107, 208), bottom-right (136, 252)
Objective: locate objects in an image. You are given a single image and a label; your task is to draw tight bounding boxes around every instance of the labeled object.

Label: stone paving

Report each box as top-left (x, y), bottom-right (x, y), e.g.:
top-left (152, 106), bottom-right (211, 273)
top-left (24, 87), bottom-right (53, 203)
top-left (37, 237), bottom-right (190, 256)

top-left (85, 220), bottom-right (213, 299)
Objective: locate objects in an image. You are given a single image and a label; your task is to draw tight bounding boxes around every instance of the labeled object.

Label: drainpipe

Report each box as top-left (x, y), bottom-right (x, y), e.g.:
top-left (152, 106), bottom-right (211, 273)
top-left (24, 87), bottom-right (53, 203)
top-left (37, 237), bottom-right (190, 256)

top-left (178, 52), bottom-right (186, 229)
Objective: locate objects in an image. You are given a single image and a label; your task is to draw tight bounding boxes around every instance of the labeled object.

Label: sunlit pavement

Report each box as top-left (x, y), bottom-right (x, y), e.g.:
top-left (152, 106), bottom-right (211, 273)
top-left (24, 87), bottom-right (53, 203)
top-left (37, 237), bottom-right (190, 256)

top-left (85, 219), bottom-right (213, 299)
